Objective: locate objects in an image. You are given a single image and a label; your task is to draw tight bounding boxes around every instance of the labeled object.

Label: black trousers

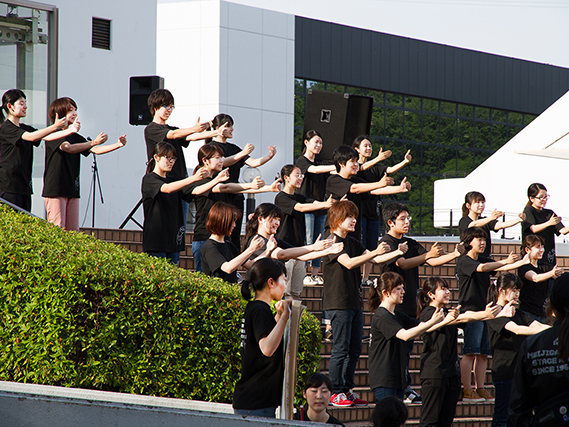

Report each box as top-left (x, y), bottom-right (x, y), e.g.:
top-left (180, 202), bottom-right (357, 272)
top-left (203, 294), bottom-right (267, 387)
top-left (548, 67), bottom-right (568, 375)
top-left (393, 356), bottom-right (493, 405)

top-left (419, 375), bottom-right (461, 427)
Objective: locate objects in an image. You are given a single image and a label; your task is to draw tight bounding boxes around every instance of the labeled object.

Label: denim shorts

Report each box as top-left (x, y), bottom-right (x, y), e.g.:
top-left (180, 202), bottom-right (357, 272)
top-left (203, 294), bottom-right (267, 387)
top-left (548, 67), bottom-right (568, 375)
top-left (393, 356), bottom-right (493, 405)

top-left (462, 321), bottom-right (491, 356)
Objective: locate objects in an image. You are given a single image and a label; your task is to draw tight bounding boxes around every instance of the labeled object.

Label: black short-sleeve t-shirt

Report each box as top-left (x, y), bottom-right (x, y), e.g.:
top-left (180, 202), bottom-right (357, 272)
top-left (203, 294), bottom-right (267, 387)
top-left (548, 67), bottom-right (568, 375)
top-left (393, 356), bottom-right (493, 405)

top-left (200, 238), bottom-right (240, 283)
top-left (0, 120), bottom-right (39, 195)
top-left (274, 191), bottom-right (311, 247)
top-left (296, 155), bottom-right (329, 213)
top-left (208, 140), bottom-right (249, 206)
top-left (378, 234), bottom-right (427, 317)
top-left (518, 263), bottom-right (550, 317)
top-left (369, 307), bottom-right (419, 389)
top-left (357, 163), bottom-right (387, 220)
top-left (186, 177), bottom-right (226, 242)
top-left (233, 300), bottom-right (283, 410)
top-left (144, 122), bottom-right (189, 180)
top-left (487, 309), bottom-right (534, 381)
top-left (456, 254), bottom-right (492, 312)
top-left (42, 133), bottom-right (91, 198)
top-left (522, 206), bottom-right (563, 266)
top-left (293, 408), bottom-right (346, 426)
top-left (141, 172), bottom-right (186, 253)
top-left (322, 234), bottom-right (366, 311)
top-left (419, 306), bottom-right (460, 379)
top-left (458, 216), bottom-right (498, 259)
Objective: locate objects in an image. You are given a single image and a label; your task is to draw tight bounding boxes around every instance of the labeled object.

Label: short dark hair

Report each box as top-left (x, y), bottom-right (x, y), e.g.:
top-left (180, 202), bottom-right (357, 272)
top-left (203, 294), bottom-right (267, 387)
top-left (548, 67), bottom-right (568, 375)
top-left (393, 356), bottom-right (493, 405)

top-left (333, 145), bottom-right (359, 172)
top-left (206, 202), bottom-right (242, 236)
top-left (48, 97), bottom-right (77, 124)
top-left (461, 226), bottom-right (488, 252)
top-left (211, 113), bottom-right (234, 129)
top-left (328, 200), bottom-right (359, 231)
top-left (303, 373), bottom-right (333, 393)
top-left (147, 89), bottom-right (174, 116)
top-left (371, 396), bottom-right (408, 427)
top-left (383, 202), bottom-right (409, 229)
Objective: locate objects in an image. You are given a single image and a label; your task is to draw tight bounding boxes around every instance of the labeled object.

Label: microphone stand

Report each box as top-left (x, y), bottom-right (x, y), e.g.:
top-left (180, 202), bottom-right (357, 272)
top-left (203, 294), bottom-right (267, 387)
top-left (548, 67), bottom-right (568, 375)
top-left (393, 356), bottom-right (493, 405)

top-left (88, 137), bottom-right (104, 227)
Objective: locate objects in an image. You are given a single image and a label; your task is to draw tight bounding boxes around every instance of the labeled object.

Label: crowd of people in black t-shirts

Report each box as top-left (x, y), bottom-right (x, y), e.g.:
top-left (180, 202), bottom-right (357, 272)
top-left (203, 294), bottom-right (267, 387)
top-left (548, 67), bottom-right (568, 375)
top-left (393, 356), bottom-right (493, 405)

top-left (3, 87), bottom-right (569, 427)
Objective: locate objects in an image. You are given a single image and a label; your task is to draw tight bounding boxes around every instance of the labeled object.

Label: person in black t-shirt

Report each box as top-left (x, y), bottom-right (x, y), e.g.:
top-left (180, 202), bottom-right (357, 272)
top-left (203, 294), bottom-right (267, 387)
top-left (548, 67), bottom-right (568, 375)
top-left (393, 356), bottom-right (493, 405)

top-left (201, 202), bottom-right (268, 283)
top-left (456, 227), bottom-right (528, 402)
top-left (486, 273), bottom-right (550, 427)
top-left (233, 258), bottom-right (291, 418)
top-left (208, 113), bottom-right (277, 249)
top-left (275, 164), bottom-right (335, 299)
top-left (518, 234), bottom-right (563, 323)
top-left (145, 89), bottom-right (225, 225)
top-left (42, 97), bottom-right (126, 231)
top-left (417, 276), bottom-right (505, 426)
top-left (190, 144), bottom-right (281, 272)
top-left (323, 200), bottom-right (407, 408)
top-left (368, 272), bottom-right (454, 403)
top-left (326, 145), bottom-right (410, 241)
top-left (521, 183), bottom-right (569, 266)
top-left (142, 142), bottom-right (222, 265)
top-left (0, 89), bottom-right (68, 212)
top-left (244, 203), bottom-right (343, 271)
top-left (458, 191), bottom-right (524, 259)
top-left (294, 373), bottom-right (346, 426)
top-left (510, 274), bottom-right (569, 427)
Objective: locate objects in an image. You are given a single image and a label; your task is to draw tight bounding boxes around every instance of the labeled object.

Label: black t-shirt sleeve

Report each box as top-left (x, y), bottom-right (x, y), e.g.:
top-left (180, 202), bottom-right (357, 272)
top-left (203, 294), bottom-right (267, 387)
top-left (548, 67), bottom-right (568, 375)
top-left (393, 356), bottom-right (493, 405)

top-left (250, 304), bottom-right (275, 342)
top-left (521, 206), bottom-right (536, 234)
top-left (274, 192), bottom-right (298, 216)
top-left (295, 155), bottom-right (312, 174)
top-left (378, 311), bottom-right (404, 340)
top-left (326, 174), bottom-right (353, 200)
top-left (141, 173), bottom-right (164, 199)
top-left (202, 240), bottom-right (238, 275)
top-left (457, 255), bottom-right (480, 276)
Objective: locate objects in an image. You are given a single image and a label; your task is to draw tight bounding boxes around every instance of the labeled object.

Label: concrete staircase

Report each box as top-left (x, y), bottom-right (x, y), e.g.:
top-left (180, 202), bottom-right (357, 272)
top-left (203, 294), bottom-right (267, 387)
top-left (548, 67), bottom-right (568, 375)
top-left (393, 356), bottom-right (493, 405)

top-left (82, 229), bottom-right (567, 427)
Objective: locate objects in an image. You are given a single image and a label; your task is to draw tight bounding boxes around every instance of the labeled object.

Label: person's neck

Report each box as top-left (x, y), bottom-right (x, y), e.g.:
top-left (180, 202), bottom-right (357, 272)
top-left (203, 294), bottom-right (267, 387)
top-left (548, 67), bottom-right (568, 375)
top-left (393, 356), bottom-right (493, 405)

top-left (306, 407), bottom-right (329, 423)
top-left (497, 297), bottom-right (508, 307)
top-left (210, 234), bottom-right (225, 243)
top-left (257, 229), bottom-right (271, 240)
top-left (530, 256), bottom-right (539, 267)
top-left (358, 154), bottom-right (367, 164)
top-left (531, 204), bottom-right (542, 211)
top-left (212, 136), bottom-right (227, 143)
top-left (380, 299), bottom-right (396, 314)
top-left (153, 115), bottom-right (166, 125)
top-left (283, 183), bottom-right (295, 194)
top-left (430, 301), bottom-right (443, 309)
top-left (468, 211), bottom-right (479, 221)
top-left (339, 168), bottom-right (353, 179)
top-left (153, 167), bottom-right (167, 178)
top-left (8, 115), bottom-right (20, 126)
top-left (332, 229), bottom-right (347, 239)
top-left (304, 151), bottom-right (315, 162)
top-left (467, 249), bottom-right (479, 260)
top-left (254, 287), bottom-right (272, 305)
top-left (388, 229), bottom-right (403, 240)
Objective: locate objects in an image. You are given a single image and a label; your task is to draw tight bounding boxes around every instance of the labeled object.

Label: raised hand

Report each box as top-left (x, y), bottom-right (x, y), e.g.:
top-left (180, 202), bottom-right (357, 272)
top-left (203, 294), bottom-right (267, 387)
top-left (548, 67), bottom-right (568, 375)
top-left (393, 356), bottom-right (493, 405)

top-left (250, 176), bottom-right (265, 189)
top-left (195, 167), bottom-right (210, 181)
top-left (69, 117), bottom-right (81, 133)
top-left (214, 168), bottom-right (230, 182)
top-left (375, 147), bottom-right (392, 161)
top-left (117, 134), bottom-right (127, 147)
top-left (548, 213), bottom-right (562, 226)
top-left (504, 251), bottom-right (519, 264)
top-left (248, 234), bottom-right (266, 252)
top-left (193, 117), bottom-right (209, 133)
top-left (399, 177), bottom-right (411, 192)
top-left (267, 145), bottom-right (277, 159)
top-left (269, 179), bottom-right (281, 192)
top-left (403, 149), bottom-right (412, 163)
top-left (398, 242), bottom-right (408, 254)
top-left (53, 113), bottom-right (68, 130)
top-left (490, 209), bottom-right (505, 220)
top-left (428, 242), bottom-right (445, 258)
top-left (374, 241), bottom-right (391, 256)
top-left (378, 174), bottom-right (395, 187)
top-left (93, 132), bottom-right (108, 146)
top-left (242, 143), bottom-right (255, 156)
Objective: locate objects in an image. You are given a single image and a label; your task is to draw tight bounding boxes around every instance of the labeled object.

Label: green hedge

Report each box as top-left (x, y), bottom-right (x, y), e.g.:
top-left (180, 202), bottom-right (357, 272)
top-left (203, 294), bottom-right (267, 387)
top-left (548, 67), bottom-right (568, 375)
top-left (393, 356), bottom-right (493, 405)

top-left (0, 204), bottom-right (321, 403)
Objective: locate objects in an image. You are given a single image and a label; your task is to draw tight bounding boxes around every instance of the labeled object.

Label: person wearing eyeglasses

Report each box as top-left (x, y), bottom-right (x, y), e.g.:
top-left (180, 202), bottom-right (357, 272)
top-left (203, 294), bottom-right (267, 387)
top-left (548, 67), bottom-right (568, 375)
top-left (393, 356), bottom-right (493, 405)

top-left (521, 183), bottom-right (569, 267)
top-left (144, 89), bottom-right (225, 225)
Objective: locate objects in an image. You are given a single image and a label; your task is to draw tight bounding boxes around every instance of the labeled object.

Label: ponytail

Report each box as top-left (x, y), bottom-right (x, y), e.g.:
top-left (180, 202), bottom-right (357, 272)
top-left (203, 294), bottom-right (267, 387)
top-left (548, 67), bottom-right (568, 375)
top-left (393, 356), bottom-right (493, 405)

top-left (244, 203), bottom-right (283, 244)
top-left (1, 89), bottom-right (26, 124)
top-left (240, 258), bottom-right (286, 300)
top-left (487, 273), bottom-right (521, 305)
top-left (462, 191), bottom-right (485, 217)
top-left (147, 142), bottom-right (176, 174)
top-left (527, 183), bottom-right (547, 207)
top-left (417, 277), bottom-right (448, 316)
top-left (368, 272), bottom-right (404, 312)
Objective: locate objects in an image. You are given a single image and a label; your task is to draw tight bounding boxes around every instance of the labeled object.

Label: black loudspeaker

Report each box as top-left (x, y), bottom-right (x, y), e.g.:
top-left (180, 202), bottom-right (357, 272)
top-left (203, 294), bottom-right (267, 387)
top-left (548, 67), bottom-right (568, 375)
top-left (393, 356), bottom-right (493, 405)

top-left (129, 75), bottom-right (164, 125)
top-left (303, 90), bottom-right (373, 162)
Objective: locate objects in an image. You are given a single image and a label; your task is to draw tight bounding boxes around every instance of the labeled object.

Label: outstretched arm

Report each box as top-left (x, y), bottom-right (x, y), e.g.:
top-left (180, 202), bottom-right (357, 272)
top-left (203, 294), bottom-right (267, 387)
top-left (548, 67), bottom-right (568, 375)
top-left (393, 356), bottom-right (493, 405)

top-left (244, 146), bottom-right (277, 167)
top-left (386, 150), bottom-right (412, 174)
top-left (23, 114), bottom-right (67, 141)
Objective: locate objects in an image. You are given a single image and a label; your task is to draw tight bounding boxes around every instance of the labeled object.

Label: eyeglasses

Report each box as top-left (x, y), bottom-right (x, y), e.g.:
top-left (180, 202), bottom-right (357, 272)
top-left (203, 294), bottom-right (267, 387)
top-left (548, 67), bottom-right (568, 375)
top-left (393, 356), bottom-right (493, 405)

top-left (293, 174), bottom-right (305, 179)
top-left (164, 156), bottom-right (177, 162)
top-left (396, 216), bottom-right (412, 223)
top-left (534, 195), bottom-right (550, 201)
top-left (162, 105), bottom-right (175, 111)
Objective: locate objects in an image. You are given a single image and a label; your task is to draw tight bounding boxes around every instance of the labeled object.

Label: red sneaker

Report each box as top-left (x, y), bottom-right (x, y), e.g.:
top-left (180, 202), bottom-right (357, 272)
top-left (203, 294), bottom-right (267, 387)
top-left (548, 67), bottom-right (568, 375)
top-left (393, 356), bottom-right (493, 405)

top-left (330, 393), bottom-right (354, 407)
top-left (346, 389), bottom-right (368, 406)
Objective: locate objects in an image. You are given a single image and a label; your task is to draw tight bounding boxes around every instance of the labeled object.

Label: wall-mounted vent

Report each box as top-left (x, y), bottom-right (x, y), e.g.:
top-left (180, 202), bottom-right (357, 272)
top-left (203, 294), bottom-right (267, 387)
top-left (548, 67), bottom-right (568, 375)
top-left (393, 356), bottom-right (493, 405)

top-left (92, 18), bottom-right (111, 50)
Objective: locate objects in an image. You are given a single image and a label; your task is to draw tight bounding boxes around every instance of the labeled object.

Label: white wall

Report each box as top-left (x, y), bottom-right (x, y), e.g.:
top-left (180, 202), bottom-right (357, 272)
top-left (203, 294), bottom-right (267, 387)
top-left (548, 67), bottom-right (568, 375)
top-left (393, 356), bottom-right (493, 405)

top-left (157, 0), bottom-right (295, 219)
top-left (29, 0), bottom-right (157, 228)
top-left (434, 90), bottom-right (569, 243)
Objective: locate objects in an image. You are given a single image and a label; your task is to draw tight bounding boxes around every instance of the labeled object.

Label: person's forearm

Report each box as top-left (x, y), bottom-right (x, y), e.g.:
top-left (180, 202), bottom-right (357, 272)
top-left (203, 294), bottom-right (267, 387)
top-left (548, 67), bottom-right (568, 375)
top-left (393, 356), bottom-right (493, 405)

top-left (259, 313), bottom-right (289, 357)
top-left (372, 249), bottom-right (403, 264)
top-left (221, 247), bottom-right (256, 273)
top-left (396, 253), bottom-right (430, 270)
top-left (386, 159), bottom-right (408, 174)
top-left (246, 155), bottom-right (272, 168)
top-left (23, 123), bottom-right (61, 142)
top-left (90, 141), bottom-right (122, 155)
top-left (427, 251), bottom-right (459, 267)
top-left (351, 181), bottom-right (386, 193)
top-left (43, 127), bottom-right (75, 141)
